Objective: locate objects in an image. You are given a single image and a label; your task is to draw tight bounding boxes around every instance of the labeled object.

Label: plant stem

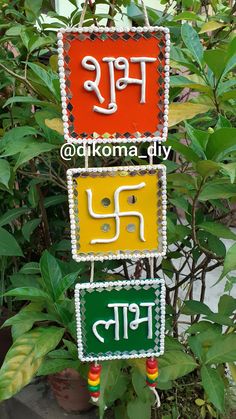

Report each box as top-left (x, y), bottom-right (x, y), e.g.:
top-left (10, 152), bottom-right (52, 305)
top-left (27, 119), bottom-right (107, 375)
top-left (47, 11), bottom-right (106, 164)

top-left (29, 160), bottom-right (51, 248)
top-left (0, 62), bottom-right (37, 94)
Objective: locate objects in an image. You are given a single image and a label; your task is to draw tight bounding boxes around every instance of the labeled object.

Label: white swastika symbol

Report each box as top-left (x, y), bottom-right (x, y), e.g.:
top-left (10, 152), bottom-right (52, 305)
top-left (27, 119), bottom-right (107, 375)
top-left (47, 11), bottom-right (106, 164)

top-left (86, 183), bottom-right (146, 244)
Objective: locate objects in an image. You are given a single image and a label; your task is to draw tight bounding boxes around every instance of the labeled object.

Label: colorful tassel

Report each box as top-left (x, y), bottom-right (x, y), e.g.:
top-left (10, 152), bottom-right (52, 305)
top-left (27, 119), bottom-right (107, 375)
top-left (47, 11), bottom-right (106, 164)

top-left (146, 358), bottom-right (160, 407)
top-left (88, 363), bottom-right (102, 402)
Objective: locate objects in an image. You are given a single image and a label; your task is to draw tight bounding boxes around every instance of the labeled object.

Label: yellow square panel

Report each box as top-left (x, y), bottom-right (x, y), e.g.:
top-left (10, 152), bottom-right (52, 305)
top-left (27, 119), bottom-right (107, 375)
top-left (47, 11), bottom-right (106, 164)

top-left (67, 165), bottom-right (167, 262)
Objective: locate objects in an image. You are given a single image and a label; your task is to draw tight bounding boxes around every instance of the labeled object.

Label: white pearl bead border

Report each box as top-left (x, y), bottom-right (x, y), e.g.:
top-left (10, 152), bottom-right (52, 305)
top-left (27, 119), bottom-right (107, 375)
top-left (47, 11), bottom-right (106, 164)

top-left (67, 164), bottom-right (167, 262)
top-left (57, 26), bottom-right (170, 144)
top-left (75, 278), bottom-right (166, 362)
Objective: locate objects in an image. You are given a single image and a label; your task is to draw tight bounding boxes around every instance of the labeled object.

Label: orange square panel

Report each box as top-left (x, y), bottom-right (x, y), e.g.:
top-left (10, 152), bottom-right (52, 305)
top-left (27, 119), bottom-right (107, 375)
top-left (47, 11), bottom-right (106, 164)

top-left (58, 27), bottom-right (170, 144)
top-left (67, 165), bottom-right (167, 262)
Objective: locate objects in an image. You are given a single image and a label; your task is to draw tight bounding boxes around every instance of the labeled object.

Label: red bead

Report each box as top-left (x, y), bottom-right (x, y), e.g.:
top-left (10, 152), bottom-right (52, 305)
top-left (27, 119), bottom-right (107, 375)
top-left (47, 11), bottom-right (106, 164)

top-left (90, 364), bottom-right (102, 374)
top-left (90, 391), bottom-right (100, 398)
top-left (146, 359), bottom-right (157, 369)
top-left (146, 380), bottom-right (156, 387)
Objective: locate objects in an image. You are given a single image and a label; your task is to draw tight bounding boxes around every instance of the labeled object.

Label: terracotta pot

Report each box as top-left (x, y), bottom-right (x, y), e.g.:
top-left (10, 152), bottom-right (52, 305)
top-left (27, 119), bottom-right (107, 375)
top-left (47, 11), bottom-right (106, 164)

top-left (48, 368), bottom-right (91, 413)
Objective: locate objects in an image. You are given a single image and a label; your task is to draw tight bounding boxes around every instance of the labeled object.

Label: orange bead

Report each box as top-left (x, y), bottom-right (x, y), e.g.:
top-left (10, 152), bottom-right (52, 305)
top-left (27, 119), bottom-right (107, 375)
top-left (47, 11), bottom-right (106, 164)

top-left (88, 372), bottom-right (100, 381)
top-left (147, 367), bottom-right (157, 375)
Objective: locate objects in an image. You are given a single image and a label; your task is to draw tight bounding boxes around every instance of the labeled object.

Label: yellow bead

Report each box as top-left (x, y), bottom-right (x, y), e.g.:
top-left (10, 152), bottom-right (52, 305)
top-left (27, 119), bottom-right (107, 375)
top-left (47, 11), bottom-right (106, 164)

top-left (88, 378), bottom-right (100, 387)
top-left (147, 372), bottom-right (158, 380)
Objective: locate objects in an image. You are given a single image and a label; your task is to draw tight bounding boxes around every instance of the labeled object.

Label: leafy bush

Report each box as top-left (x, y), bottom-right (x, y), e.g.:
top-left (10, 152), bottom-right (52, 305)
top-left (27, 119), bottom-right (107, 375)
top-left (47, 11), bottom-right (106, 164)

top-left (0, 1), bottom-right (235, 418)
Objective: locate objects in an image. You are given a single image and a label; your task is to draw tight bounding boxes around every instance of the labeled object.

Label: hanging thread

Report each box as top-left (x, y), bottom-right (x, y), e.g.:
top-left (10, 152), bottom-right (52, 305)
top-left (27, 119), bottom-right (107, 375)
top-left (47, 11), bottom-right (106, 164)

top-left (140, 0), bottom-right (150, 27)
top-left (79, 0), bottom-right (89, 27)
top-left (78, 2), bottom-right (100, 402)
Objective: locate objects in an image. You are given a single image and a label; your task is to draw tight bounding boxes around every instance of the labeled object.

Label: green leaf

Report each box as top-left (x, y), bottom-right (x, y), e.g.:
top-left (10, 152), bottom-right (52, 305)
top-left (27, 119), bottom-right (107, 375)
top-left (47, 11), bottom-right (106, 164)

top-left (54, 272), bottom-right (79, 301)
top-left (28, 35), bottom-right (54, 53)
top-left (206, 128), bottom-right (236, 161)
top-left (165, 336), bottom-right (184, 351)
top-left (220, 162), bottom-right (236, 184)
top-left (198, 221), bottom-right (236, 240)
top-left (47, 349), bottom-right (71, 359)
top-left (199, 21), bottom-right (226, 34)
top-left (27, 62), bottom-right (60, 101)
top-left (63, 339), bottom-right (78, 359)
top-left (0, 126), bottom-right (38, 148)
top-left (3, 311), bottom-right (58, 339)
top-left (205, 334), bottom-right (236, 365)
top-left (20, 27), bottom-right (34, 49)
top-left (24, 0), bottom-right (43, 21)
top-left (19, 262), bottom-right (40, 275)
top-left (99, 361), bottom-right (123, 415)
top-left (222, 53), bottom-right (236, 79)
top-left (28, 183), bottom-right (39, 209)
top-left (185, 121), bottom-right (209, 156)
top-left (187, 321), bottom-right (218, 335)
top-left (183, 300), bottom-right (212, 316)
top-left (196, 161), bottom-right (221, 178)
top-left (158, 351), bottom-right (197, 382)
top-left (1, 138), bottom-right (36, 158)
top-left (44, 195), bottom-right (67, 208)
top-left (34, 326), bottom-right (65, 359)
top-left (127, 398), bottom-right (151, 419)
top-left (166, 138), bottom-right (200, 163)
top-left (200, 365), bottom-right (225, 412)
top-left (188, 326), bottom-right (222, 360)
top-left (0, 159), bottom-right (11, 188)
top-left (0, 227), bottom-right (23, 256)
top-left (4, 287), bottom-right (50, 301)
top-left (170, 75), bottom-right (209, 92)
top-left (22, 218), bottom-right (41, 242)
top-left (181, 23), bottom-right (204, 67)
top-left (14, 142), bottom-right (57, 169)
top-left (0, 207), bottom-right (30, 227)
top-left (3, 96), bottom-right (50, 108)
top-left (37, 358), bottom-right (79, 376)
top-left (216, 115), bottom-right (232, 128)
top-left (188, 335), bottom-right (204, 361)
top-left (169, 103), bottom-right (211, 127)
top-left (132, 369), bottom-right (154, 403)
top-left (199, 182), bottom-right (236, 201)
top-left (173, 11), bottom-right (202, 21)
top-left (219, 243), bottom-right (236, 280)
top-left (6, 25), bottom-right (23, 36)
top-left (0, 328), bottom-right (44, 401)
top-left (204, 49), bottom-right (227, 80)
top-left (170, 45), bottom-right (202, 76)
top-left (218, 295), bottom-right (236, 316)
top-left (40, 250), bottom-right (62, 300)
top-left (205, 313), bottom-right (234, 327)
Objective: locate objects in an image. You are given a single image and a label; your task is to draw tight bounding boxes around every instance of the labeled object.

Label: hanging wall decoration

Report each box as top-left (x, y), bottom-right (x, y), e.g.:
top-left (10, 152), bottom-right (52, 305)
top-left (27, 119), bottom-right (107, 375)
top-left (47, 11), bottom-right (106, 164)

top-left (57, 26), bottom-right (170, 144)
top-left (67, 164), bottom-right (167, 262)
top-left (58, 17), bottom-right (170, 407)
top-left (75, 279), bottom-right (165, 362)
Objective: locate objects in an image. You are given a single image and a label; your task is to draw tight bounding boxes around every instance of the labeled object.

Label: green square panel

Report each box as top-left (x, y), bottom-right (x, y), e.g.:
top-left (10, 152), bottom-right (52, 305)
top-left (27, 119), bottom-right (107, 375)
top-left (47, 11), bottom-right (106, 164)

top-left (75, 279), bottom-right (165, 361)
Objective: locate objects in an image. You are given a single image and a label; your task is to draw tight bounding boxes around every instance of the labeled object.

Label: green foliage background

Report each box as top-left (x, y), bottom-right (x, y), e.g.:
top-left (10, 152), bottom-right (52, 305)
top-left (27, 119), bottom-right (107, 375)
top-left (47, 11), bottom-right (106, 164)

top-left (0, 0), bottom-right (235, 418)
